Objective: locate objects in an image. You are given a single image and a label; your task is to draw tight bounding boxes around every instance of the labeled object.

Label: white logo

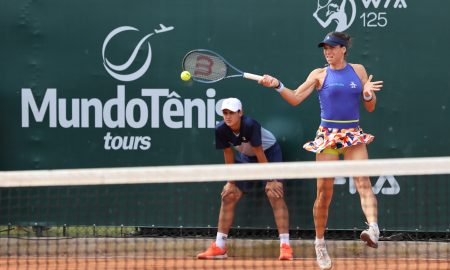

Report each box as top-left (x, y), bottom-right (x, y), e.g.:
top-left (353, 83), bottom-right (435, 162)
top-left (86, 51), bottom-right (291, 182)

top-left (314, 0), bottom-right (408, 30)
top-left (361, 0), bottom-right (407, 9)
top-left (102, 24), bottom-right (174, 82)
top-left (335, 175), bottom-right (400, 195)
top-left (313, 0), bottom-right (356, 32)
top-left (350, 81), bottom-right (357, 88)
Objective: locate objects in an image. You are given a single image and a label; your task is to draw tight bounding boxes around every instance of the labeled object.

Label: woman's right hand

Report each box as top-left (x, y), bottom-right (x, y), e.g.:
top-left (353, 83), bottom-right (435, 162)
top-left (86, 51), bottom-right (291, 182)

top-left (258, 74), bottom-right (280, 88)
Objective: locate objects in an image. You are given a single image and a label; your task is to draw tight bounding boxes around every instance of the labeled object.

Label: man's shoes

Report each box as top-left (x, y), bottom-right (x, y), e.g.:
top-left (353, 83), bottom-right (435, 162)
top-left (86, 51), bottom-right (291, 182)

top-left (360, 224), bottom-right (380, 248)
top-left (315, 241), bottom-right (332, 270)
top-left (278, 243), bottom-right (293, 260)
top-left (196, 242), bottom-right (227, 259)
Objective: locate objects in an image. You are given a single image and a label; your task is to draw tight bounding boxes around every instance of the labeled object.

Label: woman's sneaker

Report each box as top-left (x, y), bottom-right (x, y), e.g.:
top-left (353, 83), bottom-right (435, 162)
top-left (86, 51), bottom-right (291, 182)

top-left (315, 241), bottom-right (332, 270)
top-left (360, 224), bottom-right (380, 248)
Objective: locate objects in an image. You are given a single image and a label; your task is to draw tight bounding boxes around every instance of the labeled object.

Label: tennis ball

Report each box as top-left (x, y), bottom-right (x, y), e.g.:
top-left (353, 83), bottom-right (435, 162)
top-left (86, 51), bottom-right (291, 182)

top-left (180, 71), bottom-right (191, 81)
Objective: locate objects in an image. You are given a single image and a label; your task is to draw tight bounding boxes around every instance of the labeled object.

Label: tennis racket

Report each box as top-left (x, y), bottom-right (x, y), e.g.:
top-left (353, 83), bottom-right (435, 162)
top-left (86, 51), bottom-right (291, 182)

top-left (182, 49), bottom-right (262, 84)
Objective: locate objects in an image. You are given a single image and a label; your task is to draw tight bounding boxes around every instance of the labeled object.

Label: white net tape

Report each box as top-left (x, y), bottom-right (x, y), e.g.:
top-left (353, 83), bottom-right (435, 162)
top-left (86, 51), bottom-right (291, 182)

top-left (1, 156), bottom-right (450, 187)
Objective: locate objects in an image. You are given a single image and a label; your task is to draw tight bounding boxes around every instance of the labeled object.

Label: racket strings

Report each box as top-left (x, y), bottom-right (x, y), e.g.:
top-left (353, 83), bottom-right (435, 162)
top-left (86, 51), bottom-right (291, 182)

top-left (183, 52), bottom-right (228, 82)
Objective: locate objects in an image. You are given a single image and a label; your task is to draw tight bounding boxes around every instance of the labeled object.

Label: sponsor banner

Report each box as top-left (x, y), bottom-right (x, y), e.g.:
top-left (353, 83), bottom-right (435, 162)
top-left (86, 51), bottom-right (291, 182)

top-left (1, 0), bottom-right (449, 230)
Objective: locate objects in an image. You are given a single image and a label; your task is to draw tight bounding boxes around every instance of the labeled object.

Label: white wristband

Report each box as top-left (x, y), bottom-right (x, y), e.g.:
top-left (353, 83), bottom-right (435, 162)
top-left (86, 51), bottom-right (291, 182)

top-left (363, 94), bottom-right (373, 101)
top-left (275, 81), bottom-right (284, 93)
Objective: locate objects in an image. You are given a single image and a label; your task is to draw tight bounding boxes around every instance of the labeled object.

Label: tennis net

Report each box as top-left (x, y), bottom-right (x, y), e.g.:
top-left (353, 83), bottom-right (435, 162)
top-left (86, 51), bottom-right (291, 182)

top-left (0, 156), bottom-right (449, 269)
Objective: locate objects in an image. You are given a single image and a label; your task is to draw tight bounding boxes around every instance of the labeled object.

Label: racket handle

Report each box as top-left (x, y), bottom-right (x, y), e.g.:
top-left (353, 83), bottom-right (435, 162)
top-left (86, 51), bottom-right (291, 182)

top-left (243, 72), bottom-right (263, 81)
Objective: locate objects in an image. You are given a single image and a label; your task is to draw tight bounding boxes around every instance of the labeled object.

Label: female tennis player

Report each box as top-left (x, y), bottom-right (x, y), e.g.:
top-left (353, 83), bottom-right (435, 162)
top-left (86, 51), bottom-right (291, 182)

top-left (259, 31), bottom-right (383, 270)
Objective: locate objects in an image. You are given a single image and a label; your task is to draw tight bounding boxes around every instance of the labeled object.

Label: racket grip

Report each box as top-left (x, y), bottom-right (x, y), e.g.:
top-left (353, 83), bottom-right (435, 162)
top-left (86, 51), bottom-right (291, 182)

top-left (243, 72), bottom-right (263, 81)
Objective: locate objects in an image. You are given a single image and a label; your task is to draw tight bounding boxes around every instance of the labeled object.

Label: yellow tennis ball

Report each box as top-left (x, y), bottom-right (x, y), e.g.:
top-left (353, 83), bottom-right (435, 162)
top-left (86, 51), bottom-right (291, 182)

top-left (180, 71), bottom-right (191, 81)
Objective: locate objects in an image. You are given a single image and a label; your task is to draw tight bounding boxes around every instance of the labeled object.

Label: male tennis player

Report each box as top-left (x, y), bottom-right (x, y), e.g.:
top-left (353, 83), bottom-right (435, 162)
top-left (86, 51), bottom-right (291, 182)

top-left (196, 97), bottom-right (293, 260)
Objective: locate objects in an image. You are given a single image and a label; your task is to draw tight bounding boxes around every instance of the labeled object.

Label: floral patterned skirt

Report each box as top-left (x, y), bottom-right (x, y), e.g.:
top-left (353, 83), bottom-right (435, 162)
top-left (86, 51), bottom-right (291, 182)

top-left (303, 126), bottom-right (374, 154)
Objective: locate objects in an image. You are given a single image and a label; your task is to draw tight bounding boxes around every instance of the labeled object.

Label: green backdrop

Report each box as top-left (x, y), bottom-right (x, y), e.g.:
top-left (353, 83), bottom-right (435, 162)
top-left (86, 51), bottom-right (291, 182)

top-left (1, 0), bottom-right (449, 231)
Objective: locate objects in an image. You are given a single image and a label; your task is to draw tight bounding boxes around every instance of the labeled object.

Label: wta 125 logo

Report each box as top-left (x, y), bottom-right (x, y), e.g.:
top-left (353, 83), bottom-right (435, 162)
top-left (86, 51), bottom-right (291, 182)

top-left (314, 0), bottom-right (407, 31)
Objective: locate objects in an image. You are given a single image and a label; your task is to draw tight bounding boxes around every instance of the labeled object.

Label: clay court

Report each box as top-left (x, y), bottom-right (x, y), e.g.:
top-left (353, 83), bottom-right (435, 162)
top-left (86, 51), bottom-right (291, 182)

top-left (0, 257), bottom-right (448, 270)
top-left (1, 238), bottom-right (448, 269)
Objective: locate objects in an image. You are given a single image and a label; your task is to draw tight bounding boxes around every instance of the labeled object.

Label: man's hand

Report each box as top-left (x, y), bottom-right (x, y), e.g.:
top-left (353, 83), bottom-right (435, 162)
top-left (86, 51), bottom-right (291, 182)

top-left (265, 180), bottom-right (284, 199)
top-left (221, 182), bottom-right (241, 199)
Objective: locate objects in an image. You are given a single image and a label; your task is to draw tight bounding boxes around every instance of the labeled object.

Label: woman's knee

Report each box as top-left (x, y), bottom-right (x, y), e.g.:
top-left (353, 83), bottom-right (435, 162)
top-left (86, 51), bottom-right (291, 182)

top-left (316, 178), bottom-right (334, 196)
top-left (316, 184), bottom-right (334, 207)
top-left (353, 176), bottom-right (374, 194)
top-left (316, 192), bottom-right (333, 207)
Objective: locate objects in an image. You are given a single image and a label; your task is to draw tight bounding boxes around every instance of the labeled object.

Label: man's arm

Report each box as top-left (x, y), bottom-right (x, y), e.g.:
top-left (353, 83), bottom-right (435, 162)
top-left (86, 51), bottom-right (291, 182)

top-left (223, 147), bottom-right (235, 184)
top-left (223, 147), bottom-right (235, 165)
top-left (221, 147), bottom-right (241, 198)
top-left (253, 145), bottom-right (283, 198)
top-left (252, 145), bottom-right (268, 163)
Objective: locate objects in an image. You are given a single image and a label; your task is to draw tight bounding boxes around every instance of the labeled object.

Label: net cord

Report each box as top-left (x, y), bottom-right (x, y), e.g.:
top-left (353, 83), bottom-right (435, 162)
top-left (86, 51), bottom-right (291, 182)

top-left (1, 156), bottom-right (450, 187)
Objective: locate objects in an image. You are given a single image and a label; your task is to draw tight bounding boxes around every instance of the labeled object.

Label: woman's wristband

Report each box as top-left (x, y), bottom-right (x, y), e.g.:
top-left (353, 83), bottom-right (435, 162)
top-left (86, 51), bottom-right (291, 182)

top-left (275, 81), bottom-right (284, 93)
top-left (363, 94), bottom-right (373, 102)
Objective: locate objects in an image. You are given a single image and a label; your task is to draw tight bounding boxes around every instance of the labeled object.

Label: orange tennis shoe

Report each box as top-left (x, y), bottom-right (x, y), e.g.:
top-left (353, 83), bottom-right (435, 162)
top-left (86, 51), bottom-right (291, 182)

top-left (197, 242), bottom-right (228, 259)
top-left (279, 243), bottom-right (293, 260)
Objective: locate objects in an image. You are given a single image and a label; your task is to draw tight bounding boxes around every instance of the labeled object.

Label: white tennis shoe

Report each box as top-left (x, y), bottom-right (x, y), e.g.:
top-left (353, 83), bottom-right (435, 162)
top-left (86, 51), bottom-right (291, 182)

top-left (360, 223), bottom-right (380, 248)
top-left (315, 241), bottom-right (332, 270)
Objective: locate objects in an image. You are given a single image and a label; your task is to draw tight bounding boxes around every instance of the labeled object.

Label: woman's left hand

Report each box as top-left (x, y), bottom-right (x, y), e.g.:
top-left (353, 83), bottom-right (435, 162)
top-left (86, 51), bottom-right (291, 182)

top-left (363, 75), bottom-right (383, 99)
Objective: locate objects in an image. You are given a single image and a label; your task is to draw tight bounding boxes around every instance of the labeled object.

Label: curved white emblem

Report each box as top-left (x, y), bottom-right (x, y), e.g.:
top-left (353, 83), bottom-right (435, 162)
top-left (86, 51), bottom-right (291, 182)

top-left (102, 26), bottom-right (153, 82)
top-left (313, 0), bottom-right (356, 32)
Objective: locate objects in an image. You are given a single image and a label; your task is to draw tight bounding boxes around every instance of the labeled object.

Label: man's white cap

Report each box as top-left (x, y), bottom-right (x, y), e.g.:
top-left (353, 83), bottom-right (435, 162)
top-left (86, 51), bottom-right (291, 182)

top-left (221, 97), bottom-right (242, 112)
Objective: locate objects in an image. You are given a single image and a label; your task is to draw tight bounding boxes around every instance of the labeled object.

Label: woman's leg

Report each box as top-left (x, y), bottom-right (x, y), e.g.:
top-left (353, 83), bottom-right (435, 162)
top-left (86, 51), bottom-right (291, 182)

top-left (313, 152), bottom-right (338, 270)
top-left (344, 143), bottom-right (379, 248)
top-left (344, 144), bottom-right (378, 224)
top-left (314, 152), bottom-right (339, 238)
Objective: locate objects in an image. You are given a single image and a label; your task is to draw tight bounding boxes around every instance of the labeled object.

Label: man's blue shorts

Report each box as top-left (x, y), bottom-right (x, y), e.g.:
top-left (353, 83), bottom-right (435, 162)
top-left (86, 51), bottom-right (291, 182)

top-left (234, 142), bottom-right (283, 193)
